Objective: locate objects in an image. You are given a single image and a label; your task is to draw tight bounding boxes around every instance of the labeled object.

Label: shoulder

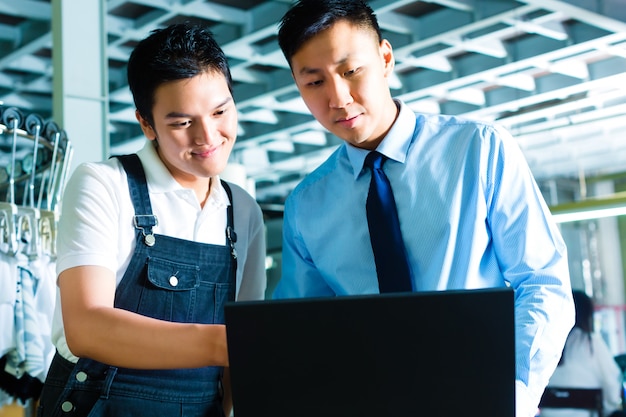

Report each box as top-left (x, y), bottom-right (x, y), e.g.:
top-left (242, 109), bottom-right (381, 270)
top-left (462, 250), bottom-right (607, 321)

top-left (61, 158), bottom-right (130, 216)
top-left (64, 158), bottom-right (127, 199)
top-left (420, 114), bottom-right (522, 170)
top-left (222, 181), bottom-right (263, 223)
top-left (69, 157), bottom-right (125, 184)
top-left (418, 113), bottom-right (509, 141)
top-left (287, 145), bottom-right (346, 204)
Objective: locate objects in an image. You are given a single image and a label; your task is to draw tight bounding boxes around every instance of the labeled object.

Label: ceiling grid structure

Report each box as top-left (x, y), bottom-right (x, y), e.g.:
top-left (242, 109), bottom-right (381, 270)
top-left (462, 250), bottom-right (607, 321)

top-left (1, 0), bottom-right (626, 208)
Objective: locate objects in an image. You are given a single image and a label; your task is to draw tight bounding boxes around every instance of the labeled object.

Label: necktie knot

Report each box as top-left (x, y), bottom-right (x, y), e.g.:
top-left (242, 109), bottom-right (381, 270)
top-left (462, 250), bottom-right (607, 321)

top-left (365, 151), bottom-right (386, 171)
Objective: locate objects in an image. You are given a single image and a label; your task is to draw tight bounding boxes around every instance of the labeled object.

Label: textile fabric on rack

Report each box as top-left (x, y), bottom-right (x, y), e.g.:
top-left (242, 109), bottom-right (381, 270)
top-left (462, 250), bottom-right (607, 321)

top-left (0, 106), bottom-right (69, 411)
top-left (0, 237), bottom-right (57, 407)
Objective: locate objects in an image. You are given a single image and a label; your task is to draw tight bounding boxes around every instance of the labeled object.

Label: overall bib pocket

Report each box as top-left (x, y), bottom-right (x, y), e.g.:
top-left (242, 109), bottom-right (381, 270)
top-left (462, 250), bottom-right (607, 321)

top-left (139, 257), bottom-right (200, 322)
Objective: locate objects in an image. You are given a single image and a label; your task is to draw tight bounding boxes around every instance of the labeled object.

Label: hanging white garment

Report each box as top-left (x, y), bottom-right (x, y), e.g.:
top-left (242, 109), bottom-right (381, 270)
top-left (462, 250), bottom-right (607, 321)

top-left (29, 254), bottom-right (57, 376)
top-left (0, 251), bottom-right (18, 357)
top-left (6, 259), bottom-right (46, 381)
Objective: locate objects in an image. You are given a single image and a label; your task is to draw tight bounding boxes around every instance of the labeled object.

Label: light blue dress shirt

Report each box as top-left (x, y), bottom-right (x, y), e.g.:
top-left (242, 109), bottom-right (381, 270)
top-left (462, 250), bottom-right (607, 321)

top-left (273, 100), bottom-right (575, 416)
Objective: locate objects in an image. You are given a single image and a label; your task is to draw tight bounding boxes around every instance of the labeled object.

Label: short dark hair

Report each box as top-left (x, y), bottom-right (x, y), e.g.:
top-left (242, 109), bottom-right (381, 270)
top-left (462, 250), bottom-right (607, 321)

top-left (277, 0), bottom-right (382, 66)
top-left (127, 23), bottom-right (233, 127)
top-left (558, 290), bottom-right (595, 365)
top-left (573, 290), bottom-right (594, 333)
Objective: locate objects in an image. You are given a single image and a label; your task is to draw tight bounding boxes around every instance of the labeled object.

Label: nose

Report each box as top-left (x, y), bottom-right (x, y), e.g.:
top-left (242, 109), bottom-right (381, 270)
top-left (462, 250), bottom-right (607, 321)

top-left (327, 78), bottom-right (353, 109)
top-left (193, 118), bottom-right (218, 145)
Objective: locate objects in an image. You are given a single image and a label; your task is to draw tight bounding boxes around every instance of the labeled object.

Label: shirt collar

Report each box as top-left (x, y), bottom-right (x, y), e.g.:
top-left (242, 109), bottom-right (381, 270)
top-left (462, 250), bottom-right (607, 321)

top-left (346, 99), bottom-right (417, 179)
top-left (135, 140), bottom-right (228, 206)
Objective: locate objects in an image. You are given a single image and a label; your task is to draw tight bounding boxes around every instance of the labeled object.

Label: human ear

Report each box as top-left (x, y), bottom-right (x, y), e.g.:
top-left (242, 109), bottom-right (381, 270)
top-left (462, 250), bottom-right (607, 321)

top-left (380, 39), bottom-right (395, 77)
top-left (135, 110), bottom-right (157, 141)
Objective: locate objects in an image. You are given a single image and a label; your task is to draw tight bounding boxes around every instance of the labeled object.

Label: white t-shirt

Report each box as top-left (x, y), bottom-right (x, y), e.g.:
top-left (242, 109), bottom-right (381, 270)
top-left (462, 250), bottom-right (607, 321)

top-left (542, 327), bottom-right (623, 417)
top-left (51, 141), bottom-right (267, 362)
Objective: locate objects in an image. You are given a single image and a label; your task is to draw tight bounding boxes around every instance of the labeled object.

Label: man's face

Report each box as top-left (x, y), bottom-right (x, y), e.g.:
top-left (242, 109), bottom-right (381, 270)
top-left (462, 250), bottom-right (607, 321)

top-left (290, 20), bottom-right (398, 150)
top-left (137, 71), bottom-right (237, 189)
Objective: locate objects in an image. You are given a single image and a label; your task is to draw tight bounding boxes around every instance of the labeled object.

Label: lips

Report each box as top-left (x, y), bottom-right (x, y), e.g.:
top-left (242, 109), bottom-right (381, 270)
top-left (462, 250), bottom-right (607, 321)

top-left (192, 146), bottom-right (218, 158)
top-left (336, 113), bottom-right (361, 128)
top-left (337, 113), bottom-right (358, 122)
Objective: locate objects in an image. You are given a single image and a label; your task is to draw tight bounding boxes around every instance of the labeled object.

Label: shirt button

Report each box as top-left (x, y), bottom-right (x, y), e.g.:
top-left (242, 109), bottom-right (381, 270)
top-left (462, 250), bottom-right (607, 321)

top-left (169, 276), bottom-right (179, 287)
top-left (75, 371), bottom-right (87, 382)
top-left (61, 401), bottom-right (74, 412)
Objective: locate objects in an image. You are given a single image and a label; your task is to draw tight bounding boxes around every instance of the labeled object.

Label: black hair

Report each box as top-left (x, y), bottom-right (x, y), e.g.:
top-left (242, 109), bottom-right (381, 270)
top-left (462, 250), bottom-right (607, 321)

top-left (573, 290), bottom-right (594, 333)
top-left (559, 290), bottom-right (594, 365)
top-left (126, 22), bottom-right (233, 127)
top-left (277, 0), bottom-right (382, 66)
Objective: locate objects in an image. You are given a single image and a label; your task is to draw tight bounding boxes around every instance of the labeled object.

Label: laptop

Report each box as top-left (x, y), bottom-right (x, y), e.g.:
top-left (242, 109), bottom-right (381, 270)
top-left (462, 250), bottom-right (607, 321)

top-left (224, 287), bottom-right (515, 417)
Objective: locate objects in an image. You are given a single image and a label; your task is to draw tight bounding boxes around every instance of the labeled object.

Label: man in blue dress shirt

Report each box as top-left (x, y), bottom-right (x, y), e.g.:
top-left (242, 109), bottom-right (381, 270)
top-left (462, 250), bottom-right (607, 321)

top-left (271, 1), bottom-right (575, 416)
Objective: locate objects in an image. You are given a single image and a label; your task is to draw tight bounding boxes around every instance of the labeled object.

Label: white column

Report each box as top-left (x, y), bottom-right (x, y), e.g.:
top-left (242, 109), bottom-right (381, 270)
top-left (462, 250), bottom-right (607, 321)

top-left (593, 181), bottom-right (626, 305)
top-left (51, 0), bottom-right (108, 175)
top-left (592, 180), bottom-right (626, 353)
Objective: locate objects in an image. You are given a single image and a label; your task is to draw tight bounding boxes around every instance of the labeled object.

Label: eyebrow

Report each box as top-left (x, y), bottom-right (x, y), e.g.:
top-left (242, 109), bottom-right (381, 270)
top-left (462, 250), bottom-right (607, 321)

top-left (163, 97), bottom-right (233, 119)
top-left (164, 111), bottom-right (191, 119)
top-left (298, 66), bottom-right (320, 76)
top-left (297, 57), bottom-right (350, 76)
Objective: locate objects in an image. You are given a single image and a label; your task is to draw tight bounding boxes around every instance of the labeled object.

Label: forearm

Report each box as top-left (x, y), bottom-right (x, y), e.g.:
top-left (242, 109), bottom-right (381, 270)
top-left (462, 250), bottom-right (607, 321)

top-left (65, 305), bottom-right (228, 368)
top-left (59, 266), bottom-right (228, 369)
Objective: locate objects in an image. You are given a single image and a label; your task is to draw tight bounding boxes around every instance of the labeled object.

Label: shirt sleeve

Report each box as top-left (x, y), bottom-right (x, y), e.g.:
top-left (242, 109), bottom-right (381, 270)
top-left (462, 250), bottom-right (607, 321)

top-left (231, 185), bottom-right (267, 301)
top-left (272, 193), bottom-right (335, 299)
top-left (56, 161), bottom-right (127, 276)
top-left (484, 125), bottom-right (575, 416)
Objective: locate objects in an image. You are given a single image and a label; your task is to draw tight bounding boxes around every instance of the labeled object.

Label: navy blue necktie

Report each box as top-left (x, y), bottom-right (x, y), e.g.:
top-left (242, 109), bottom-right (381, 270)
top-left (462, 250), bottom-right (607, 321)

top-left (364, 151), bottom-right (412, 293)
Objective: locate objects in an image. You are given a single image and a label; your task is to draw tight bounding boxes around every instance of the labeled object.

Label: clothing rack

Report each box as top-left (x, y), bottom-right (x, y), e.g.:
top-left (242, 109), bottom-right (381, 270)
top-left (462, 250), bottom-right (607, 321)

top-left (0, 106), bottom-right (73, 258)
top-left (0, 105), bottom-right (73, 417)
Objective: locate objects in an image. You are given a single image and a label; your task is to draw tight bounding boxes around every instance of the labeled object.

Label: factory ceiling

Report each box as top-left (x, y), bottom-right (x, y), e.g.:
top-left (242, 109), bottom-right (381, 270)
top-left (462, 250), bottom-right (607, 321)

top-left (1, 0), bottom-right (626, 210)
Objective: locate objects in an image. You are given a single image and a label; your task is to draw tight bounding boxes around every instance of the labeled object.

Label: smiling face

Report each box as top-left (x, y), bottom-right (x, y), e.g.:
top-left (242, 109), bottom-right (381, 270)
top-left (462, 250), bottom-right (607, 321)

top-left (136, 71), bottom-right (237, 194)
top-left (290, 20), bottom-right (398, 150)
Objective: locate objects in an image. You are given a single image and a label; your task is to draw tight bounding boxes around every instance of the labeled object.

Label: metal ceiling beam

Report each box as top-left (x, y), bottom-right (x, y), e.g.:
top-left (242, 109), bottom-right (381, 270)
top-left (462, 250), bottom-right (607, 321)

top-left (519, 0), bottom-right (626, 33)
top-left (0, 0), bottom-right (51, 20)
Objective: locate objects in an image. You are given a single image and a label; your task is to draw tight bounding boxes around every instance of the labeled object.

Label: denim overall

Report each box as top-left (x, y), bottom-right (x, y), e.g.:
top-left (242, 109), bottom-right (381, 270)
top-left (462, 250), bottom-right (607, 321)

top-left (38, 154), bottom-right (237, 417)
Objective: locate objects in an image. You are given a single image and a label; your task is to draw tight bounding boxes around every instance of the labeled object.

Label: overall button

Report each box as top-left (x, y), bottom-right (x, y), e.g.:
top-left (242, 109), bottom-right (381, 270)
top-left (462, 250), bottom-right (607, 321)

top-left (144, 234), bottom-right (155, 246)
top-left (75, 371), bottom-right (87, 382)
top-left (61, 401), bottom-right (74, 412)
top-left (169, 276), bottom-right (179, 287)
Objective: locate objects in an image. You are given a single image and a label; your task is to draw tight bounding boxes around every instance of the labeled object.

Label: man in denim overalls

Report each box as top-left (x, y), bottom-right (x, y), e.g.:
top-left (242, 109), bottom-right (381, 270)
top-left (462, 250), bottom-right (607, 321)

top-left (38, 23), bottom-right (267, 417)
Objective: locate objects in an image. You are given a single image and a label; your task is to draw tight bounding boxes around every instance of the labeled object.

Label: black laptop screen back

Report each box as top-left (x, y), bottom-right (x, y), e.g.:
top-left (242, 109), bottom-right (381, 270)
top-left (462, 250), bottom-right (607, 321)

top-left (225, 288), bottom-right (515, 417)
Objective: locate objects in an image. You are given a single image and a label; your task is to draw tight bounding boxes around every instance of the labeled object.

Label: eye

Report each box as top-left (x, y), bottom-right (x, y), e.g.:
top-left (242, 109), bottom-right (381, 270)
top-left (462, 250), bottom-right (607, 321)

top-left (170, 120), bottom-right (191, 128)
top-left (344, 67), bottom-right (359, 77)
top-left (306, 79), bottom-right (323, 87)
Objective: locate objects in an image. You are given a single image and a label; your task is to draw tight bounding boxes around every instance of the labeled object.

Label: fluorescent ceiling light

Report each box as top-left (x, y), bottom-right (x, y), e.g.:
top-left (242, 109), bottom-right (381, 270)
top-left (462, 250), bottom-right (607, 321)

top-left (598, 44), bottom-right (626, 59)
top-left (407, 99), bottom-right (441, 115)
top-left (263, 140), bottom-right (295, 153)
top-left (550, 60), bottom-right (589, 79)
top-left (451, 37), bottom-right (507, 58)
top-left (550, 194), bottom-right (626, 223)
top-left (292, 130), bottom-right (326, 146)
top-left (497, 73), bottom-right (536, 91)
top-left (514, 20), bottom-right (568, 41)
top-left (447, 87), bottom-right (486, 106)
top-left (405, 55), bottom-right (452, 72)
top-left (278, 97), bottom-right (310, 114)
top-left (239, 109), bottom-right (278, 125)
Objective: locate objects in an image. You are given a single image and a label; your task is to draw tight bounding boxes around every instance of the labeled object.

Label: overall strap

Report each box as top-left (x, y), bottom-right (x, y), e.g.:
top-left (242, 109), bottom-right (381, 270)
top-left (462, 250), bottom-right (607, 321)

top-left (220, 180), bottom-right (236, 255)
top-left (115, 154), bottom-right (158, 245)
top-left (220, 180), bottom-right (238, 296)
top-left (115, 154), bottom-right (237, 288)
